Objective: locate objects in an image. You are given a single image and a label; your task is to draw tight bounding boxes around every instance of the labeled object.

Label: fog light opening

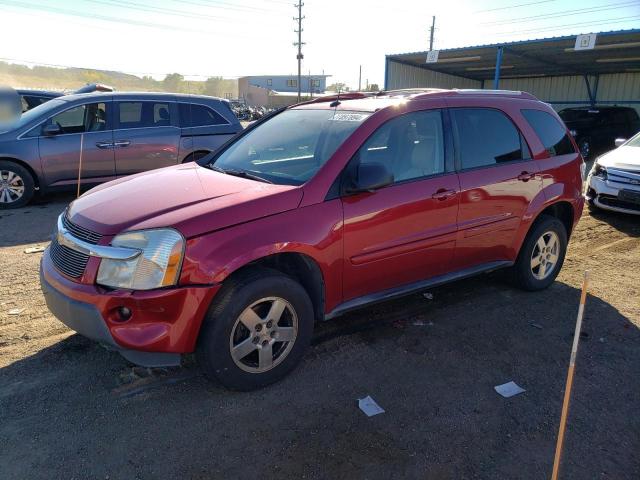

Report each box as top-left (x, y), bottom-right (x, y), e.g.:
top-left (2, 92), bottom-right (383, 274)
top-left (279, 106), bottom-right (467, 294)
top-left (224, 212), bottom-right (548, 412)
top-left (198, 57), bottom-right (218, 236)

top-left (118, 306), bottom-right (132, 321)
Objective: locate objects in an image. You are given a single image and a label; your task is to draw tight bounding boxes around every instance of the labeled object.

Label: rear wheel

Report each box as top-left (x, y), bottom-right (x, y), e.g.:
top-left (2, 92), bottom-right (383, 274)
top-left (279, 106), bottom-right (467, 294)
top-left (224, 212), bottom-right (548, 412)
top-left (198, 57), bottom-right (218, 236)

top-left (511, 215), bottom-right (568, 291)
top-left (197, 268), bottom-right (314, 391)
top-left (0, 161), bottom-right (35, 209)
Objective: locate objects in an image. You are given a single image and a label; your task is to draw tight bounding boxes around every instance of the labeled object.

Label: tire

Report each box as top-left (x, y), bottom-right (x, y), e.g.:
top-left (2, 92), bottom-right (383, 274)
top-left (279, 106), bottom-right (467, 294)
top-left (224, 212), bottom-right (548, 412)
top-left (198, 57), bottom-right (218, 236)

top-left (0, 161), bottom-right (35, 209)
top-left (578, 138), bottom-right (591, 160)
top-left (511, 214), bottom-right (568, 291)
top-left (196, 268), bottom-right (314, 391)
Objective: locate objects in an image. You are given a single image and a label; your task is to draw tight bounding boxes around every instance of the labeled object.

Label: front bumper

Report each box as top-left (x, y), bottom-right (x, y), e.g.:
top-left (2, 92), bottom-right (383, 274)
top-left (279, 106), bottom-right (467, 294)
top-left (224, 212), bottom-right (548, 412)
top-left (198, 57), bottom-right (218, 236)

top-left (586, 174), bottom-right (640, 215)
top-left (40, 248), bottom-right (221, 367)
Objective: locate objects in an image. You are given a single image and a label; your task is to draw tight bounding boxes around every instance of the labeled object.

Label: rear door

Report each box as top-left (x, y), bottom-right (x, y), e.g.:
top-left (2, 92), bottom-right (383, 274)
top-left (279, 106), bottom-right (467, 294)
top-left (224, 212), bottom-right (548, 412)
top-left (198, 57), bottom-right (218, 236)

top-left (38, 101), bottom-right (115, 188)
top-left (450, 107), bottom-right (541, 270)
top-left (178, 102), bottom-right (240, 160)
top-left (341, 109), bottom-right (460, 301)
top-left (113, 100), bottom-right (180, 176)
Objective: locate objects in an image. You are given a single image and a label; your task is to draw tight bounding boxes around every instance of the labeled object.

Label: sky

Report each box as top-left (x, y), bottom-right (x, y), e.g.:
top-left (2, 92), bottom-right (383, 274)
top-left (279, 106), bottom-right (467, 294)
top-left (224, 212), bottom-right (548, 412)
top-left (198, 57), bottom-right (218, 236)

top-left (0, 0), bottom-right (638, 89)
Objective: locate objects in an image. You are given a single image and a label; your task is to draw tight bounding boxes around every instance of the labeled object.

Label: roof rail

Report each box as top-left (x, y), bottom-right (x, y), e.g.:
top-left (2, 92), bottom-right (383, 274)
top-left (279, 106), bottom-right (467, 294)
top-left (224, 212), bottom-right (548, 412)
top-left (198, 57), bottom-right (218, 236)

top-left (298, 92), bottom-right (376, 105)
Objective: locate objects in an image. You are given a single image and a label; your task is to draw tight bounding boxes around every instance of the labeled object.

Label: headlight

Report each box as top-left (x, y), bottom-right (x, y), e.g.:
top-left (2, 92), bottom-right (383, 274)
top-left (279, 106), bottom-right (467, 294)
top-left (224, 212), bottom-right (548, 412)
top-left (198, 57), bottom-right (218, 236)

top-left (97, 229), bottom-right (184, 290)
top-left (591, 162), bottom-right (607, 180)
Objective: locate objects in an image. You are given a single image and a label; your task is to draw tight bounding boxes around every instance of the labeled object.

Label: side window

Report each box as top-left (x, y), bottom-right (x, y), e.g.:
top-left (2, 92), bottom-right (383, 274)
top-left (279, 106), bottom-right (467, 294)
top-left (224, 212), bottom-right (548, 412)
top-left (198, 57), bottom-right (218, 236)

top-left (451, 108), bottom-right (526, 169)
top-left (117, 102), bottom-right (172, 129)
top-left (358, 110), bottom-right (445, 182)
top-left (179, 103), bottom-right (229, 127)
top-left (522, 109), bottom-right (576, 156)
top-left (48, 103), bottom-right (107, 134)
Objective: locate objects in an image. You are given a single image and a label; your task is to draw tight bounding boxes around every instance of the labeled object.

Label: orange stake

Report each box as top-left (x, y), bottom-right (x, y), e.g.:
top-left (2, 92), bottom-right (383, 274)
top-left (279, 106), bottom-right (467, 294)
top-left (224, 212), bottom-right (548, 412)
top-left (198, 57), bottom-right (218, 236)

top-left (551, 271), bottom-right (589, 480)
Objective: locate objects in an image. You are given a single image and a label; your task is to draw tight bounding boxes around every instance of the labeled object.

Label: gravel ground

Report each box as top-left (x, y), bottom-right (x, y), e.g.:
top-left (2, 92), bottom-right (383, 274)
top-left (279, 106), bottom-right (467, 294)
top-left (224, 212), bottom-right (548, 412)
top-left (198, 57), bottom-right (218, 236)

top-left (1, 192), bottom-right (638, 479)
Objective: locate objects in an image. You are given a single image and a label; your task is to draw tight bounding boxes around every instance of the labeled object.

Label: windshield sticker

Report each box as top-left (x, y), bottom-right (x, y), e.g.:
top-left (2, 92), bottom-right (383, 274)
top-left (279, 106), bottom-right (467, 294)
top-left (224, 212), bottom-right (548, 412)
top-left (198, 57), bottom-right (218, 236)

top-left (329, 113), bottom-right (370, 122)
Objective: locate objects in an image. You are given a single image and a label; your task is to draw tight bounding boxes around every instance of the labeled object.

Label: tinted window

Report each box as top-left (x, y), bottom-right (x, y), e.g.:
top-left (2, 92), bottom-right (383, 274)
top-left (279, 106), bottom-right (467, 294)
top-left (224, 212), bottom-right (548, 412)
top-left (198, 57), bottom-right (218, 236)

top-left (357, 110), bottom-right (445, 182)
top-left (48, 103), bottom-right (107, 134)
top-left (522, 109), bottom-right (575, 156)
top-left (179, 103), bottom-right (228, 127)
top-left (117, 102), bottom-right (171, 128)
top-left (451, 108), bottom-right (526, 169)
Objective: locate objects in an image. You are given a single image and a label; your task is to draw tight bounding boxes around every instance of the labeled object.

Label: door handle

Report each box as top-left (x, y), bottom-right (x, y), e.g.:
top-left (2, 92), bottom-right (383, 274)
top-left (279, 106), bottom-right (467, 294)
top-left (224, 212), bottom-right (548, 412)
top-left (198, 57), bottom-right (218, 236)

top-left (95, 142), bottom-right (113, 149)
top-left (431, 189), bottom-right (457, 201)
top-left (113, 140), bottom-right (131, 148)
top-left (517, 171), bottom-right (535, 182)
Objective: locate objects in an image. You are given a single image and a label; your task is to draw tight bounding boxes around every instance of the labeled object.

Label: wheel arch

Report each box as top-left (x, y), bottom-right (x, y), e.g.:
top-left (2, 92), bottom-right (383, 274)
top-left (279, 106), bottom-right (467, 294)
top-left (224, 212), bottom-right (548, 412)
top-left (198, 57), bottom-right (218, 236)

top-left (0, 156), bottom-right (40, 189)
top-left (224, 252), bottom-right (325, 323)
top-left (181, 150), bottom-right (210, 163)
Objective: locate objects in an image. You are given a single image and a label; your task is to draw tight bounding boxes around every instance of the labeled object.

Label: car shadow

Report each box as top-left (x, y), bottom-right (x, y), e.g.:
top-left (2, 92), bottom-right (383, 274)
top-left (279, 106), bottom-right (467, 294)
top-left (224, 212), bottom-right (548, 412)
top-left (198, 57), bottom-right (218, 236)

top-left (0, 192), bottom-right (75, 247)
top-left (587, 208), bottom-right (640, 237)
top-left (1, 276), bottom-right (638, 479)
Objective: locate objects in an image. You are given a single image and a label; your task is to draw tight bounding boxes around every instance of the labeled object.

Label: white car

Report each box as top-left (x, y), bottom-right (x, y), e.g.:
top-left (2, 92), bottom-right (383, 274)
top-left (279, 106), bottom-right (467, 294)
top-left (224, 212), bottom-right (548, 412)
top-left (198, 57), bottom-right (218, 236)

top-left (586, 133), bottom-right (640, 215)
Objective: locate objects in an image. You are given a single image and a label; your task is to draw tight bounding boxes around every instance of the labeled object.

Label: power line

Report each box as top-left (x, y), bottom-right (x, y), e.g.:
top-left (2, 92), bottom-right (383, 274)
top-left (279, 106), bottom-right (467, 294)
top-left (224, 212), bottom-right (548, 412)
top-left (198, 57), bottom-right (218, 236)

top-left (493, 14), bottom-right (640, 36)
top-left (475, 0), bottom-right (556, 13)
top-left (480, 1), bottom-right (640, 26)
top-left (294, 2), bottom-right (305, 102)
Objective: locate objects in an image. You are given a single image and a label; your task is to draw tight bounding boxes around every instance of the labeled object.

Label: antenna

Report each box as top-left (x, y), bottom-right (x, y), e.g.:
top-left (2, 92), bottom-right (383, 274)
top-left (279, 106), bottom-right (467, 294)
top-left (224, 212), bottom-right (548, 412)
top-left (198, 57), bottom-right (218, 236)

top-left (293, 2), bottom-right (305, 103)
top-left (76, 133), bottom-right (84, 198)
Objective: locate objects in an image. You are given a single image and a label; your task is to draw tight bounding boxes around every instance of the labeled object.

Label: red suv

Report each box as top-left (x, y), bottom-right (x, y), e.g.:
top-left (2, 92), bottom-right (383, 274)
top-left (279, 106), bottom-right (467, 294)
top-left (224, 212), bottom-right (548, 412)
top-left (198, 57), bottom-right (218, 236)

top-left (40, 89), bottom-right (584, 390)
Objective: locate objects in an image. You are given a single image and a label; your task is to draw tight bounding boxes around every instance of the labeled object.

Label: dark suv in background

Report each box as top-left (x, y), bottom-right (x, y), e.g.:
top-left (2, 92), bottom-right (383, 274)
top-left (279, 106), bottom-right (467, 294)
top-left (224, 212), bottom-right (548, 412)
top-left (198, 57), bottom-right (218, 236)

top-left (558, 106), bottom-right (640, 159)
top-left (0, 92), bottom-right (241, 208)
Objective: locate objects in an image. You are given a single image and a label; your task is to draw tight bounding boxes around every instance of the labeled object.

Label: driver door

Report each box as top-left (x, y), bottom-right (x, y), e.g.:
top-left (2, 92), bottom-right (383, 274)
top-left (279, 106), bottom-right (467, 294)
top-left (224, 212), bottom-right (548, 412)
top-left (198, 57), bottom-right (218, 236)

top-left (39, 102), bottom-right (115, 188)
top-left (341, 109), bottom-right (460, 301)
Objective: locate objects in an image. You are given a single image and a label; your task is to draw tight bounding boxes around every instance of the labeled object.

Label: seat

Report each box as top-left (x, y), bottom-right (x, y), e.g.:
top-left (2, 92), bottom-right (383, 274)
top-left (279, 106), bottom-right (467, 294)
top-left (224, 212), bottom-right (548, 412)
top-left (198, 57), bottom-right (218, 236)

top-left (88, 108), bottom-right (106, 132)
top-left (396, 116), bottom-right (443, 181)
top-left (155, 107), bottom-right (170, 126)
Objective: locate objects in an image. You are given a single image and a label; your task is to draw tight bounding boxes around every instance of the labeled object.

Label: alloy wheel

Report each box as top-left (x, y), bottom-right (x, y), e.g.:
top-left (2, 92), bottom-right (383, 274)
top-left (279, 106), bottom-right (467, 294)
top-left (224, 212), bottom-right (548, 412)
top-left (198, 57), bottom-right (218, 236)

top-left (0, 170), bottom-right (25, 204)
top-left (229, 297), bottom-right (298, 373)
top-left (530, 231), bottom-right (560, 280)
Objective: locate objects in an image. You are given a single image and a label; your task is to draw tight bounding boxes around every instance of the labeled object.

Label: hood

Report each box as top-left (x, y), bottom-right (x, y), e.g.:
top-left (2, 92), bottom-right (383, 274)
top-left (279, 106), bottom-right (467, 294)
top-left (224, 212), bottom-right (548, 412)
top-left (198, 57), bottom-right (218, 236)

top-left (596, 145), bottom-right (640, 172)
top-left (67, 163), bottom-right (303, 238)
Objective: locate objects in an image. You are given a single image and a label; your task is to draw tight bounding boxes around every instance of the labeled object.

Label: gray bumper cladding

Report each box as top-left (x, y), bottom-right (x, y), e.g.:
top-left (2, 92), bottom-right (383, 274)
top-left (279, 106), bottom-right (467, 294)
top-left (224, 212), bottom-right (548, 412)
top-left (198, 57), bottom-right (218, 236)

top-left (40, 264), bottom-right (181, 368)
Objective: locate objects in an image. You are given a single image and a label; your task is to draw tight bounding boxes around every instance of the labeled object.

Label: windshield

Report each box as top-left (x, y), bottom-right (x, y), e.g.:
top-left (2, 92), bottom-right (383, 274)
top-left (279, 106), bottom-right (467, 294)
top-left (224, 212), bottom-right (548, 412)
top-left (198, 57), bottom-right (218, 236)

top-left (626, 132), bottom-right (640, 147)
top-left (558, 109), bottom-right (599, 122)
top-left (211, 109), bottom-right (370, 185)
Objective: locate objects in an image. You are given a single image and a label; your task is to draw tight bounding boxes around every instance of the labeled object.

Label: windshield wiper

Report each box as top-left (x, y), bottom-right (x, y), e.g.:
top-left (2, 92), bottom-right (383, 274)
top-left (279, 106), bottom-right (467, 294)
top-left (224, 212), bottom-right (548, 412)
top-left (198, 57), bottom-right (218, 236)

top-left (208, 164), bottom-right (273, 184)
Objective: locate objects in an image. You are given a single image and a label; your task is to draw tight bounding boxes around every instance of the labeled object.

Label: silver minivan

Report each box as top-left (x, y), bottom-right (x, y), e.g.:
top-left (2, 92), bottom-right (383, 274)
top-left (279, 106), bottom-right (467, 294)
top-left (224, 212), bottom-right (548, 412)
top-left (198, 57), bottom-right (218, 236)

top-left (0, 92), bottom-right (241, 208)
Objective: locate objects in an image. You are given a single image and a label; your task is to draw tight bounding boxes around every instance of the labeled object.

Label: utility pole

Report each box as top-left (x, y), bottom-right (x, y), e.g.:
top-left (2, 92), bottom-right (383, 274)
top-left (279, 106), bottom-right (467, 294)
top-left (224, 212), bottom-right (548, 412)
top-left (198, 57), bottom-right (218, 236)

top-left (358, 65), bottom-right (362, 91)
top-left (294, 2), bottom-right (305, 102)
top-left (429, 16), bottom-right (436, 51)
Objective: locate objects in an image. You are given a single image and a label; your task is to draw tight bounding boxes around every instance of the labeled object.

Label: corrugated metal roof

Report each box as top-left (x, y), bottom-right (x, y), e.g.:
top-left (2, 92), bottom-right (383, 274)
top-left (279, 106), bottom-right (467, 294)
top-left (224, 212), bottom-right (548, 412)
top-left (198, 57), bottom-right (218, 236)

top-left (386, 28), bottom-right (640, 58)
top-left (386, 29), bottom-right (640, 81)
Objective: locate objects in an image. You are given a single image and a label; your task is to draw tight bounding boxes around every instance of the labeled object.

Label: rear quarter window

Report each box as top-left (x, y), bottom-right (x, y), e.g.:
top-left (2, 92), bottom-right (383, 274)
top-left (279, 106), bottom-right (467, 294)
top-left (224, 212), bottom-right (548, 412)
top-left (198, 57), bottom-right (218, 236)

top-left (522, 109), bottom-right (576, 156)
top-left (179, 103), bottom-right (229, 127)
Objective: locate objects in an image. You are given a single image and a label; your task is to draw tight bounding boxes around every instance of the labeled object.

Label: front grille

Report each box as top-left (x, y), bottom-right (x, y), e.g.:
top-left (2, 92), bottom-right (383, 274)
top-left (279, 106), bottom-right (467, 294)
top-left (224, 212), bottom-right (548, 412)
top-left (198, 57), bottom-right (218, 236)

top-left (598, 194), bottom-right (640, 212)
top-left (607, 169), bottom-right (640, 187)
top-left (50, 237), bottom-right (90, 278)
top-left (62, 215), bottom-right (102, 245)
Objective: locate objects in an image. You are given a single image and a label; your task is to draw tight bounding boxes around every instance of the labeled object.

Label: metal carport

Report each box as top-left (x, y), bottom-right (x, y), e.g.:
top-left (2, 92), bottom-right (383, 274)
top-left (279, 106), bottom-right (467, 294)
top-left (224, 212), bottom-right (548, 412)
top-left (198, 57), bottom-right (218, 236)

top-left (385, 29), bottom-right (640, 111)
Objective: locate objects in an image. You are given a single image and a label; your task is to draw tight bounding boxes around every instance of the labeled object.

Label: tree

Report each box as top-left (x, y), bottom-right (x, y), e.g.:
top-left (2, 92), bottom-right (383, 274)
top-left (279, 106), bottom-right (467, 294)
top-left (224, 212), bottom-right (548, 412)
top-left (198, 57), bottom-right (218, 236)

top-left (163, 73), bottom-right (184, 92)
top-left (366, 83), bottom-right (380, 92)
top-left (326, 82), bottom-right (349, 92)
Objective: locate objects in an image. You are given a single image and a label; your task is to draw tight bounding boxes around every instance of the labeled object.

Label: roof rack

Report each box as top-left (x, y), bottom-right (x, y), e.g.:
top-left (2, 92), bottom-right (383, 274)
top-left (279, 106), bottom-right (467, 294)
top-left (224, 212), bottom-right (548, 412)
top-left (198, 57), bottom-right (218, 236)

top-left (299, 92), bottom-right (376, 105)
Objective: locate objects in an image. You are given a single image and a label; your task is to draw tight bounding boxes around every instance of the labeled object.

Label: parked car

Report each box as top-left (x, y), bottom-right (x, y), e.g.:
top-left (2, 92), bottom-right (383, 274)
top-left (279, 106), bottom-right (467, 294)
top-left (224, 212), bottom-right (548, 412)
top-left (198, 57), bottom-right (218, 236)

top-left (558, 106), bottom-right (640, 159)
top-left (586, 132), bottom-right (640, 215)
top-left (0, 91), bottom-right (242, 208)
top-left (40, 89), bottom-right (584, 390)
top-left (16, 84), bottom-right (115, 113)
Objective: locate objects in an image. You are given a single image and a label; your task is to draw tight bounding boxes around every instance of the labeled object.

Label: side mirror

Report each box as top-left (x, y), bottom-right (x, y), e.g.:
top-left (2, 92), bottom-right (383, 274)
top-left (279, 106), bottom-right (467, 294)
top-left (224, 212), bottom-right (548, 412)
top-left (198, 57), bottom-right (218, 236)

top-left (43, 124), bottom-right (61, 136)
top-left (614, 138), bottom-right (627, 148)
top-left (346, 162), bottom-right (394, 194)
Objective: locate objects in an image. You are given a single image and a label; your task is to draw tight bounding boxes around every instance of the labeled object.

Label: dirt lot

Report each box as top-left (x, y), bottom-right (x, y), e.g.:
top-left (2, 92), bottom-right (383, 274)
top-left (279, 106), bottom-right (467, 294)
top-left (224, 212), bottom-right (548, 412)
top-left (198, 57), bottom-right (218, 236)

top-left (1, 193), bottom-right (638, 479)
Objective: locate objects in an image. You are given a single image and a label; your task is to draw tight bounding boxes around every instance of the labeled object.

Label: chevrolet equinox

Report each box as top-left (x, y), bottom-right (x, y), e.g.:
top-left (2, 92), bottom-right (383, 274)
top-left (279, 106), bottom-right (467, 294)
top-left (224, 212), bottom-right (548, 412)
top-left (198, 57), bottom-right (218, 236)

top-left (40, 89), bottom-right (585, 390)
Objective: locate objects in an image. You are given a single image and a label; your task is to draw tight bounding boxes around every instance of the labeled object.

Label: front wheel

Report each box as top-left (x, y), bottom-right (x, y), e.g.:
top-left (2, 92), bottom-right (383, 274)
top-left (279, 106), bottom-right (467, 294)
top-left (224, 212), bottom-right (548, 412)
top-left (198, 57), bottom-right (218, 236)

top-left (197, 268), bottom-right (314, 391)
top-left (511, 215), bottom-right (568, 291)
top-left (0, 161), bottom-right (35, 209)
